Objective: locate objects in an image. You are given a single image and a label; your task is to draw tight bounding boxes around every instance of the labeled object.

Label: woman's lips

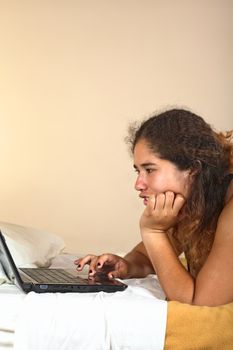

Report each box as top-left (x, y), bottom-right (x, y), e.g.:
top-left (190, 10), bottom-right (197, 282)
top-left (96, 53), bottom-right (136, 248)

top-left (139, 195), bottom-right (149, 205)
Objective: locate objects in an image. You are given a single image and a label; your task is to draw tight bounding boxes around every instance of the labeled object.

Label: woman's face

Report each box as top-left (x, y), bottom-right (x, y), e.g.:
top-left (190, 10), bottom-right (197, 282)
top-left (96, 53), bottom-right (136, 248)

top-left (133, 139), bottom-right (191, 205)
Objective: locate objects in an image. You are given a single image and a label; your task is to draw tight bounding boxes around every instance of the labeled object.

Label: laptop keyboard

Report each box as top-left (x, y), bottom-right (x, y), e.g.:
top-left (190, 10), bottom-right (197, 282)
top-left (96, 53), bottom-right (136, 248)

top-left (20, 268), bottom-right (88, 284)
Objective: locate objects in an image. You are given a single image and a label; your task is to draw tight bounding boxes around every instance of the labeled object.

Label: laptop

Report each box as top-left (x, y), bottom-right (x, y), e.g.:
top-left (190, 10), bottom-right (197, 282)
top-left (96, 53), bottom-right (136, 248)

top-left (0, 231), bottom-right (127, 293)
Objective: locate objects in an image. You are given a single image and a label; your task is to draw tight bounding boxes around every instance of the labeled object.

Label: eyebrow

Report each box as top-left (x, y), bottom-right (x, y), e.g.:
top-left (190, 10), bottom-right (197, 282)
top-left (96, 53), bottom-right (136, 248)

top-left (133, 162), bottom-right (157, 169)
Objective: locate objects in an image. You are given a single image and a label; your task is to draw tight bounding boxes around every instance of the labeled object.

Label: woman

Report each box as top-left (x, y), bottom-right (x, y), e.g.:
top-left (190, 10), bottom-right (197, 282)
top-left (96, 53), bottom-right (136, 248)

top-left (75, 109), bottom-right (233, 306)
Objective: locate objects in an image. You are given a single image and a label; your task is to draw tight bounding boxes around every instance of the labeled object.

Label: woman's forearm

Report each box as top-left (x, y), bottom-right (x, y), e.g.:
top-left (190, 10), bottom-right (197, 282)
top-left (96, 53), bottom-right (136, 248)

top-left (124, 242), bottom-right (155, 278)
top-left (142, 233), bottom-right (195, 303)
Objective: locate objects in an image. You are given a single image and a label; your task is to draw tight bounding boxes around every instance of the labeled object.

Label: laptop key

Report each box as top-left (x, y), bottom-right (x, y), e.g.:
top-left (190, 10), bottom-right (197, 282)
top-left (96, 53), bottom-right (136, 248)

top-left (20, 268), bottom-right (88, 284)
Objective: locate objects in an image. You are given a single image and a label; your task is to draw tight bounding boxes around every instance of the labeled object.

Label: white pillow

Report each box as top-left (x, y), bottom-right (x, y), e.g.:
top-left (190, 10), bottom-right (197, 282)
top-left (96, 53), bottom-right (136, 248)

top-left (0, 221), bottom-right (66, 268)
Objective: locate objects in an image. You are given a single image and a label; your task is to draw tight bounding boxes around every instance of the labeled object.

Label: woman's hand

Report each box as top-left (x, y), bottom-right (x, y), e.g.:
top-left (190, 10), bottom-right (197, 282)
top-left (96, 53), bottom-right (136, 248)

top-left (74, 254), bottom-right (131, 279)
top-left (140, 191), bottom-right (185, 234)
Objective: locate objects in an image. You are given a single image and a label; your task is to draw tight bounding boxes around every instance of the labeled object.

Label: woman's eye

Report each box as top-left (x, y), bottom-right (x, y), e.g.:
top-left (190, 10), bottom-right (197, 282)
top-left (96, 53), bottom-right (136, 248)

top-left (146, 168), bottom-right (154, 174)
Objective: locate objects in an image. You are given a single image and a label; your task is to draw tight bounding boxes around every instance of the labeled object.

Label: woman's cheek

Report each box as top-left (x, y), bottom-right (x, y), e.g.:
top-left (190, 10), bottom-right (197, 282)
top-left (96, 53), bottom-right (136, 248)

top-left (149, 177), bottom-right (168, 193)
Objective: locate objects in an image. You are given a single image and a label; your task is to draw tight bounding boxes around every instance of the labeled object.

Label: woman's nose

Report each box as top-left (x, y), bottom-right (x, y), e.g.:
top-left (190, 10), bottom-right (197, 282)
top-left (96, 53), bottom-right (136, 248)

top-left (134, 174), bottom-right (147, 191)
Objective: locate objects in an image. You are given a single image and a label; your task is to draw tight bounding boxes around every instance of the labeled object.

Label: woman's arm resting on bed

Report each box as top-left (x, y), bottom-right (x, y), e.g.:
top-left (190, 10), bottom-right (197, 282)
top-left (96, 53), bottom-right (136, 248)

top-left (142, 197), bottom-right (233, 306)
top-left (193, 198), bottom-right (233, 306)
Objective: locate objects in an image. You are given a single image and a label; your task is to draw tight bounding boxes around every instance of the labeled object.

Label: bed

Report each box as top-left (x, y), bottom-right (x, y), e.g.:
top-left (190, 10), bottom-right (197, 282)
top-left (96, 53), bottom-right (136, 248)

top-left (0, 222), bottom-right (167, 350)
top-left (1, 221), bottom-right (233, 350)
top-left (0, 255), bottom-right (168, 350)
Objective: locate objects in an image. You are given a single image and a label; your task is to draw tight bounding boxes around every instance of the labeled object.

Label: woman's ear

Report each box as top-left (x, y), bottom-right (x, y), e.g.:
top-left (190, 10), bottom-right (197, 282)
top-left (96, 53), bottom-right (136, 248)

top-left (189, 160), bottom-right (202, 177)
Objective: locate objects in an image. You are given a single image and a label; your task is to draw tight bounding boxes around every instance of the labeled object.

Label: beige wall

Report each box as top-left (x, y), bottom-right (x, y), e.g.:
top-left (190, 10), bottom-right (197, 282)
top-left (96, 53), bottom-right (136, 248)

top-left (0, 0), bottom-right (232, 254)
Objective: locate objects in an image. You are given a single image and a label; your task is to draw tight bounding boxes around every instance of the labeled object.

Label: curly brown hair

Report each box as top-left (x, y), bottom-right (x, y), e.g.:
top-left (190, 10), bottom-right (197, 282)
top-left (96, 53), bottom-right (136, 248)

top-left (127, 109), bottom-right (233, 276)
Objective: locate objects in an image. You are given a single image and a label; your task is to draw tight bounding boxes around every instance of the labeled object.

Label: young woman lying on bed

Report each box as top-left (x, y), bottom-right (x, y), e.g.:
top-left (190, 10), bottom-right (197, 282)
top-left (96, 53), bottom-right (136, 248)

top-left (75, 108), bottom-right (233, 307)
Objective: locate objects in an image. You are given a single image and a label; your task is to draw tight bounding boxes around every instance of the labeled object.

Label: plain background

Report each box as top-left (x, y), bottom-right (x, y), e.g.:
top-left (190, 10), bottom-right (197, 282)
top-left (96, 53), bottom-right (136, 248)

top-left (0, 0), bottom-right (232, 254)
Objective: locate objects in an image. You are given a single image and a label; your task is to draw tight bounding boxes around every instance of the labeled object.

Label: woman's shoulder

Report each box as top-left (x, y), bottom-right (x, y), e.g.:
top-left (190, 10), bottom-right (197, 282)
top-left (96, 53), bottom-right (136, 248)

top-left (225, 174), bottom-right (233, 204)
top-left (216, 181), bottom-right (233, 241)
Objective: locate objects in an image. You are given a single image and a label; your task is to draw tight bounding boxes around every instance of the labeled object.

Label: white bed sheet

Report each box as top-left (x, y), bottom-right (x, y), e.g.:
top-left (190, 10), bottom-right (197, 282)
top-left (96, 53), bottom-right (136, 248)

top-left (0, 254), bottom-right (167, 350)
top-left (0, 284), bottom-right (24, 349)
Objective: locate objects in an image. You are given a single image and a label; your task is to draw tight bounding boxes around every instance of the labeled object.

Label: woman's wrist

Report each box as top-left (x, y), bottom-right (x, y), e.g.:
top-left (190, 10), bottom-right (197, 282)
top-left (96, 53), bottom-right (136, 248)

top-left (124, 252), bottom-right (154, 278)
top-left (141, 228), bottom-right (167, 236)
top-left (141, 229), bottom-right (170, 250)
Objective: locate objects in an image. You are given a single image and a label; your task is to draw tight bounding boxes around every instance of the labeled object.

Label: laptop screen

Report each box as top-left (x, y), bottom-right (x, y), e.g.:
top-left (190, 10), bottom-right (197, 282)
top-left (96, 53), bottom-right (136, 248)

top-left (0, 231), bottom-right (24, 286)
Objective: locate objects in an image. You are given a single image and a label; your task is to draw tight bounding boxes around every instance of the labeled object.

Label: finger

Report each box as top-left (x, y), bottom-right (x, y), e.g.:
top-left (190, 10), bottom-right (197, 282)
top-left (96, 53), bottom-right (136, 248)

top-left (155, 193), bottom-right (165, 211)
top-left (96, 254), bottom-right (116, 269)
top-left (164, 191), bottom-right (175, 210)
top-left (74, 258), bottom-right (81, 265)
top-left (88, 256), bottom-right (98, 276)
top-left (107, 270), bottom-right (120, 279)
top-left (75, 254), bottom-right (95, 270)
top-left (173, 194), bottom-right (186, 215)
top-left (146, 195), bottom-right (156, 211)
top-left (74, 259), bottom-right (84, 271)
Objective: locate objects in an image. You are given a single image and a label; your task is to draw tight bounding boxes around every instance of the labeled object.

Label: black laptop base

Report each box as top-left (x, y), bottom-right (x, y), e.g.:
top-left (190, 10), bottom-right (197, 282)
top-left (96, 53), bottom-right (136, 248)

top-left (22, 281), bottom-right (127, 293)
top-left (0, 230), bottom-right (127, 293)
